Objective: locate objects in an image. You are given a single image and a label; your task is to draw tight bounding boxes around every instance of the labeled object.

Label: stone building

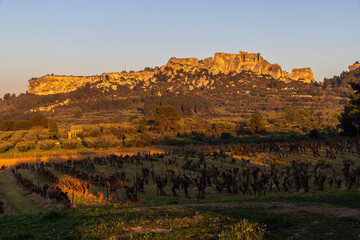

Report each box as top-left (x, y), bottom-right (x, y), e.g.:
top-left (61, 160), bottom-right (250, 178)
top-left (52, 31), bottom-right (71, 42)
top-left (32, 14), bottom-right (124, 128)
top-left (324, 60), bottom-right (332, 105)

top-left (68, 125), bottom-right (83, 140)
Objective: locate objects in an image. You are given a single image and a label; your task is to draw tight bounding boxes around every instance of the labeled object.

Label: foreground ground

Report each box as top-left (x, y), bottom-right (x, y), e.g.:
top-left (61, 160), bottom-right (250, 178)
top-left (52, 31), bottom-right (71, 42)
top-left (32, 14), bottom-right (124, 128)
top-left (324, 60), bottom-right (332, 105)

top-left (0, 192), bottom-right (360, 240)
top-left (1, 139), bottom-right (360, 239)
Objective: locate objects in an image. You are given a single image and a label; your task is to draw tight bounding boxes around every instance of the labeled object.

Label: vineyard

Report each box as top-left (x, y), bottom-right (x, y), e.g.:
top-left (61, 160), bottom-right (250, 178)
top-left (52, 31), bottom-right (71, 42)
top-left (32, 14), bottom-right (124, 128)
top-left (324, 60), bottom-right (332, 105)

top-left (1, 137), bottom-right (360, 239)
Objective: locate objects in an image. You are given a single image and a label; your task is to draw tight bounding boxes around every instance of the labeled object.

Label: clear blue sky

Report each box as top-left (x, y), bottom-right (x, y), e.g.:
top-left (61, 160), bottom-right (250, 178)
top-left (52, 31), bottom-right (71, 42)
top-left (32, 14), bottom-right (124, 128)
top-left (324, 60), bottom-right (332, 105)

top-left (0, 0), bottom-right (359, 97)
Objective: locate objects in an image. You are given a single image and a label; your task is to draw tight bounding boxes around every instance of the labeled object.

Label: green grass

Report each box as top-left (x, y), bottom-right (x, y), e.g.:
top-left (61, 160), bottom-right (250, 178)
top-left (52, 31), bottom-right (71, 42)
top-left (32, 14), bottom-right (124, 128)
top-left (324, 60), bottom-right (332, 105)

top-left (17, 169), bottom-right (53, 187)
top-left (0, 206), bottom-right (264, 240)
top-left (252, 191), bottom-right (360, 209)
top-left (1, 199), bottom-right (359, 240)
top-left (0, 171), bottom-right (45, 215)
top-left (195, 205), bottom-right (360, 240)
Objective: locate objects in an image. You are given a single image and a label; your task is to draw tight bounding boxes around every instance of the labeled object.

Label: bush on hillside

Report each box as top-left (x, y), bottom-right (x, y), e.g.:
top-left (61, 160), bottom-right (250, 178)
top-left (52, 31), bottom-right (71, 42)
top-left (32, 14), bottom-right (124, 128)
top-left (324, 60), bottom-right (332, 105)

top-left (83, 135), bottom-right (121, 149)
top-left (83, 137), bottom-right (97, 148)
top-left (97, 134), bottom-right (122, 148)
top-left (16, 141), bottom-right (36, 152)
top-left (38, 140), bottom-right (57, 151)
top-left (0, 141), bottom-right (15, 153)
top-left (24, 132), bottom-right (39, 143)
top-left (247, 111), bottom-right (266, 135)
top-left (60, 139), bottom-right (79, 149)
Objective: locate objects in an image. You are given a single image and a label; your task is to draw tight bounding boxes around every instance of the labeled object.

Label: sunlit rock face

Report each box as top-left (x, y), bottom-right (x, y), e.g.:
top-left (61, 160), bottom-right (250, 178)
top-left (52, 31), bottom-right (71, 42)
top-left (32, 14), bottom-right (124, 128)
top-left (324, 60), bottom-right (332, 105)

top-left (348, 63), bottom-right (360, 71)
top-left (28, 50), bottom-right (314, 95)
top-left (28, 75), bottom-right (101, 95)
top-left (289, 68), bottom-right (314, 82)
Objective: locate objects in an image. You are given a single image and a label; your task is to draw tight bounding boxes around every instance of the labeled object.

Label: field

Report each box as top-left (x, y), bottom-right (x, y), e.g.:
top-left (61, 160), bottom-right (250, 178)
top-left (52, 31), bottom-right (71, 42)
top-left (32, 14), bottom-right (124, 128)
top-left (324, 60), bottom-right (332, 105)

top-left (1, 138), bottom-right (360, 239)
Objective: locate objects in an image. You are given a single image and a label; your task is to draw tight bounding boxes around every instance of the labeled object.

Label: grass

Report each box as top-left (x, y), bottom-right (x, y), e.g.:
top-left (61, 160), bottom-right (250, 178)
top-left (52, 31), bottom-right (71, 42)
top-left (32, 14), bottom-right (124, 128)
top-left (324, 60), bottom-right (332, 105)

top-left (0, 206), bottom-right (264, 240)
top-left (195, 204), bottom-right (360, 240)
top-left (17, 169), bottom-right (53, 187)
top-left (0, 171), bottom-right (45, 215)
top-left (252, 191), bottom-right (360, 209)
top-left (1, 198), bottom-right (359, 239)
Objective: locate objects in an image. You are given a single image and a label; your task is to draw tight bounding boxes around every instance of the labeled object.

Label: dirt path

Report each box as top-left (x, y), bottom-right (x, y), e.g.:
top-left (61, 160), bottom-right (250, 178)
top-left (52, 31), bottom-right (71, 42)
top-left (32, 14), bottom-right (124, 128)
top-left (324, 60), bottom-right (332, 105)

top-left (243, 202), bottom-right (360, 219)
top-left (117, 201), bottom-right (360, 219)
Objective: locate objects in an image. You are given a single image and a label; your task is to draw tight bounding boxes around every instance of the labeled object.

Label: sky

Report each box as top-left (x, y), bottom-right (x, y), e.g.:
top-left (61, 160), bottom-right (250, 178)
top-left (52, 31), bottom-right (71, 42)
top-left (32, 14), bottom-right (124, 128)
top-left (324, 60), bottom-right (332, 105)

top-left (0, 0), bottom-right (359, 98)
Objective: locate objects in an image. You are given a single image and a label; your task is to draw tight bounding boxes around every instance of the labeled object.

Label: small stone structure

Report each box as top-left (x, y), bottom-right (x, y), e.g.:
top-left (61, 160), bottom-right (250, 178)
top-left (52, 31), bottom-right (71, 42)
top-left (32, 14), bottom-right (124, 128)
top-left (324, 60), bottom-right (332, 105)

top-left (68, 125), bottom-right (83, 140)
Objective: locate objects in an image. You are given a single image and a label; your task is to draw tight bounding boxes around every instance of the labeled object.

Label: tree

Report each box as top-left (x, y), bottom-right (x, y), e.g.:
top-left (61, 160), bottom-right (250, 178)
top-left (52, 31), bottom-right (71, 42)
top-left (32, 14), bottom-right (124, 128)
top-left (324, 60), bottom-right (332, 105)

top-left (247, 111), bottom-right (265, 135)
top-left (153, 106), bottom-right (179, 132)
top-left (338, 82), bottom-right (360, 137)
top-left (30, 114), bottom-right (49, 128)
top-left (0, 120), bottom-right (9, 131)
top-left (48, 119), bottom-right (58, 133)
top-left (3, 93), bottom-right (11, 100)
top-left (13, 120), bottom-right (33, 130)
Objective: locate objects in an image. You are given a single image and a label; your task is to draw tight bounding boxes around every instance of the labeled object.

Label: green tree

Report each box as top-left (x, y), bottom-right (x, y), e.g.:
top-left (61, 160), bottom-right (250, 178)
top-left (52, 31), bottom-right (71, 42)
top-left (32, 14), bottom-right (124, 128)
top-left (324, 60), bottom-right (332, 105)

top-left (0, 120), bottom-right (9, 131)
top-left (338, 82), bottom-right (360, 137)
top-left (153, 106), bottom-right (179, 132)
top-left (247, 111), bottom-right (265, 135)
top-left (48, 119), bottom-right (59, 133)
top-left (3, 93), bottom-right (11, 100)
top-left (137, 117), bottom-right (148, 132)
top-left (30, 114), bottom-right (49, 128)
top-left (13, 120), bottom-right (33, 130)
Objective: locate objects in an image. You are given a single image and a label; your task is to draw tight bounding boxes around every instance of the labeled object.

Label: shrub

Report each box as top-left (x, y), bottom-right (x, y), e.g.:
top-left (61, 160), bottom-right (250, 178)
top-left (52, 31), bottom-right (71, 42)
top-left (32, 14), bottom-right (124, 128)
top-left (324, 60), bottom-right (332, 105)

top-left (97, 134), bottom-right (122, 148)
top-left (220, 132), bottom-right (232, 140)
top-left (24, 132), bottom-right (39, 143)
top-left (0, 141), bottom-right (15, 153)
top-left (0, 131), bottom-right (13, 141)
top-left (60, 139), bottom-right (79, 149)
top-left (153, 105), bottom-right (180, 132)
top-left (218, 219), bottom-right (265, 240)
top-left (83, 137), bottom-right (98, 148)
top-left (38, 140), bottom-right (57, 151)
top-left (9, 131), bottom-right (26, 143)
top-left (308, 129), bottom-right (320, 139)
top-left (16, 141), bottom-right (36, 152)
top-left (82, 126), bottom-right (101, 137)
top-left (39, 133), bottom-right (51, 141)
top-left (338, 82), bottom-right (360, 136)
top-left (247, 111), bottom-right (266, 135)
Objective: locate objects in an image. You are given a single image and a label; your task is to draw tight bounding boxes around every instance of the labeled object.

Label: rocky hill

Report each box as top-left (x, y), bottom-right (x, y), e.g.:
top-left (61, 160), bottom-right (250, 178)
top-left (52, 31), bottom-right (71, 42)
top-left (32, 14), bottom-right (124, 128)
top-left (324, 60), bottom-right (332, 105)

top-left (2, 51), bottom-right (357, 127)
top-left (28, 51), bottom-right (314, 95)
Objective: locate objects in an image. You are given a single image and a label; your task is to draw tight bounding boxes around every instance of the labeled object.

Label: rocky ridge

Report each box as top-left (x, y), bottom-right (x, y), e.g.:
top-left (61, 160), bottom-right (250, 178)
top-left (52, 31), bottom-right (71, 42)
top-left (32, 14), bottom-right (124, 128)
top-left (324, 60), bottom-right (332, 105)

top-left (348, 62), bottom-right (360, 71)
top-left (28, 51), bottom-right (314, 95)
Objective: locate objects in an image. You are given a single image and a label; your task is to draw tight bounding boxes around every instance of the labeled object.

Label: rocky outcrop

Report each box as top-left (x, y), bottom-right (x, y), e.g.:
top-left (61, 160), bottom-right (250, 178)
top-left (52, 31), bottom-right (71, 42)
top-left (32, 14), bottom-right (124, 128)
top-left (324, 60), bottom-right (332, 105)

top-left (28, 50), bottom-right (314, 95)
top-left (161, 51), bottom-right (313, 82)
top-left (28, 75), bottom-right (101, 95)
top-left (289, 68), bottom-right (314, 81)
top-left (348, 63), bottom-right (360, 71)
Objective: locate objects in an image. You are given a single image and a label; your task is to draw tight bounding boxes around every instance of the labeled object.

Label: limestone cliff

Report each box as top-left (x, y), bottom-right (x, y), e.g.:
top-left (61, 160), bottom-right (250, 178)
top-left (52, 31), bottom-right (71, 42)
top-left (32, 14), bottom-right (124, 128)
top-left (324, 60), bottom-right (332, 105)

top-left (28, 51), bottom-right (314, 95)
top-left (348, 63), bottom-right (360, 71)
top-left (28, 75), bottom-right (101, 95)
